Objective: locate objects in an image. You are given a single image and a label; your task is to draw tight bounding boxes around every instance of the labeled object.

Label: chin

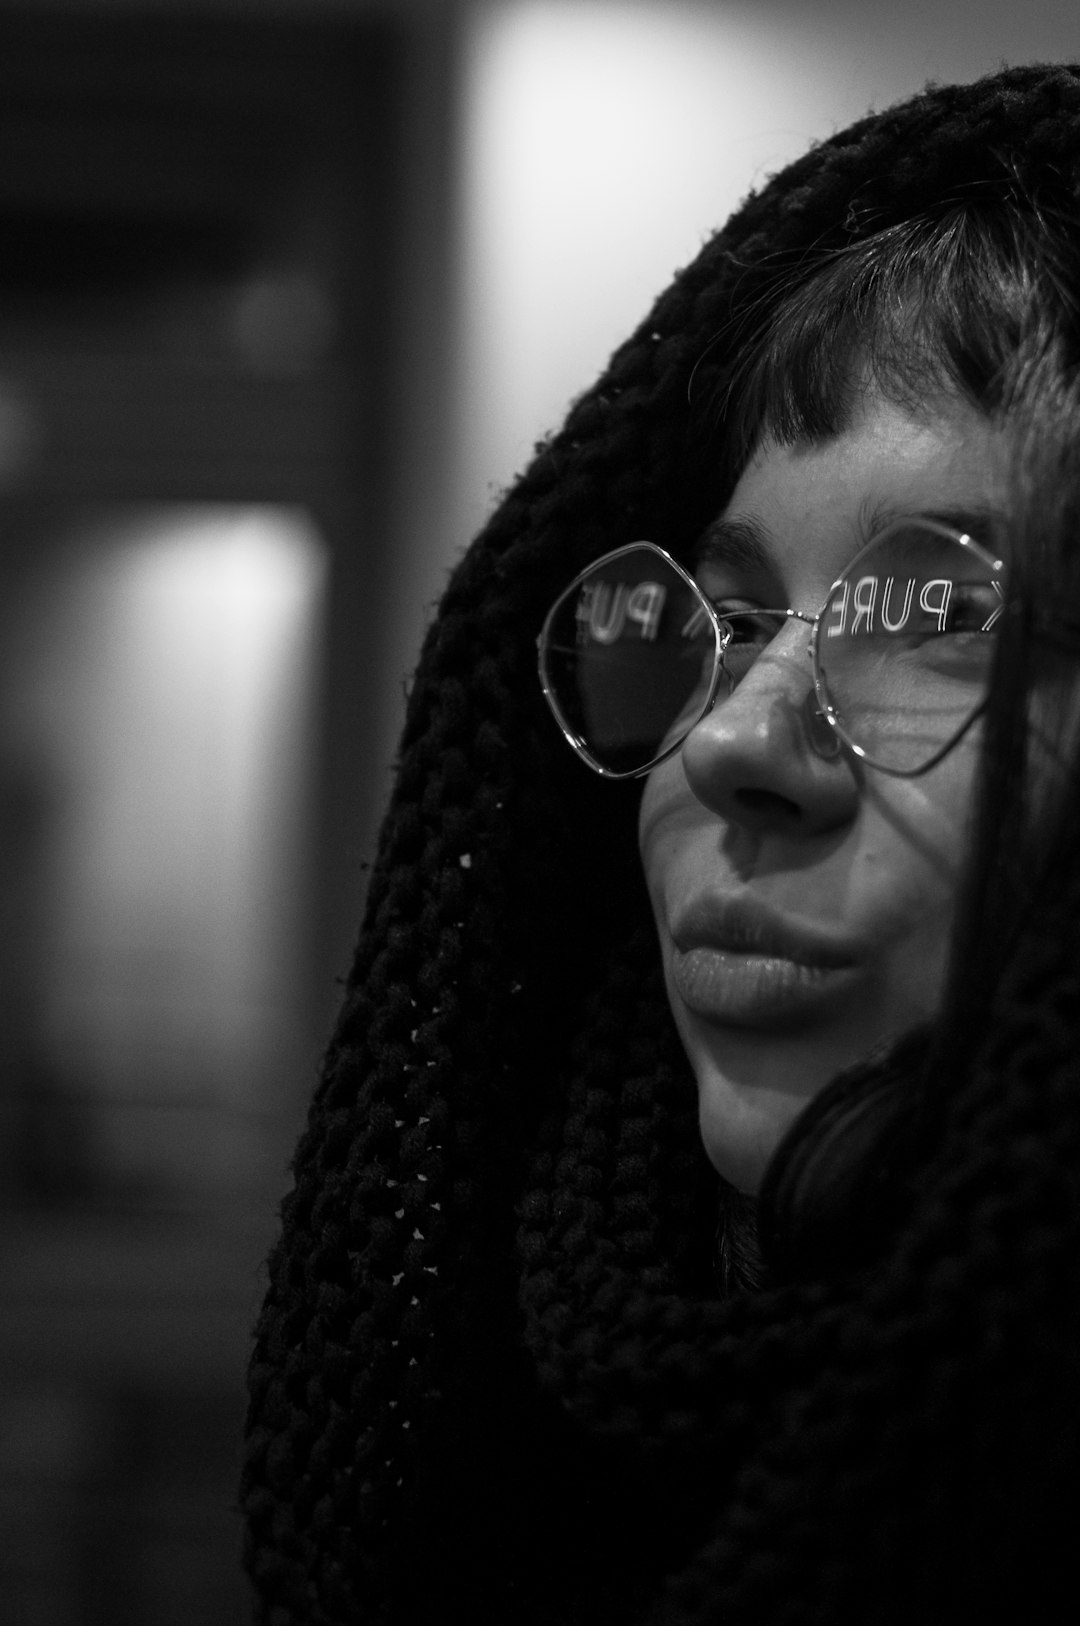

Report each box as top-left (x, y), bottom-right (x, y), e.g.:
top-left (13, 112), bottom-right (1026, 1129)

top-left (698, 1086), bottom-right (803, 1194)
top-left (686, 1024), bottom-right (870, 1194)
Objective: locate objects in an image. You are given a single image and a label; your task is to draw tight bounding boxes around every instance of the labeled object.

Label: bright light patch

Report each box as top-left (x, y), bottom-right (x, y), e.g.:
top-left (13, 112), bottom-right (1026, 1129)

top-left (460, 1), bottom-right (847, 535)
top-left (18, 506), bottom-right (327, 1157)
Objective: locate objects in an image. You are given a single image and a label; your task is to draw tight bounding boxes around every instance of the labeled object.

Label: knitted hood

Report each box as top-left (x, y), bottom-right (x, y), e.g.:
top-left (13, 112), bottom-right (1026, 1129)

top-left (243, 64), bottom-right (1080, 1626)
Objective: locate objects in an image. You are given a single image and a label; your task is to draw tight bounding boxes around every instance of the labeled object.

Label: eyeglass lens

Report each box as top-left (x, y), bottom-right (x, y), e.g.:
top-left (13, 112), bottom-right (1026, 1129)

top-left (540, 549), bottom-right (718, 777)
top-left (540, 526), bottom-right (1001, 778)
top-left (815, 522), bottom-right (1001, 774)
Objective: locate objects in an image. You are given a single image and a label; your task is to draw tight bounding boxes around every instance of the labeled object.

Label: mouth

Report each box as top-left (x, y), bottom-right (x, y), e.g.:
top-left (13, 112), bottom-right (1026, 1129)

top-left (668, 896), bottom-right (861, 1026)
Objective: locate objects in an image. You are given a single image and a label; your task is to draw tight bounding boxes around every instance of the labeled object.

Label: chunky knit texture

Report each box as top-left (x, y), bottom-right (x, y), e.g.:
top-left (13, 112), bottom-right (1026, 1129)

top-left (243, 65), bottom-right (1080, 1625)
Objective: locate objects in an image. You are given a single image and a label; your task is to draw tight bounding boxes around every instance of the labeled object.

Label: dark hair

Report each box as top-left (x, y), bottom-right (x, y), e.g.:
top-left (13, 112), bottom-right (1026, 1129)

top-left (704, 193), bottom-right (1080, 494)
top-left (709, 196), bottom-right (1080, 1281)
top-left (947, 339), bottom-right (1080, 1024)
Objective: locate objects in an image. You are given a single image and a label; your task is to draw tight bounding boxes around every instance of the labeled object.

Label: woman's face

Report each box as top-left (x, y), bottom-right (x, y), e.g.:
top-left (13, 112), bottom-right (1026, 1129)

top-left (639, 386), bottom-right (1005, 1193)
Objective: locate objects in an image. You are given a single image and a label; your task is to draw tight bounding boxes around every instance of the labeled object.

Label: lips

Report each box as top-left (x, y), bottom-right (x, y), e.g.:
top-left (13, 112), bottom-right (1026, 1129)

top-left (672, 896), bottom-right (858, 968)
top-left (667, 896), bottom-right (861, 1025)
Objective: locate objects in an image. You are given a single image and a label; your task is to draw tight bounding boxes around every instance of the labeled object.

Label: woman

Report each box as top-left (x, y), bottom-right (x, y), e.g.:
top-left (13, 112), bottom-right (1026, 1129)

top-left (243, 64), bottom-right (1080, 1624)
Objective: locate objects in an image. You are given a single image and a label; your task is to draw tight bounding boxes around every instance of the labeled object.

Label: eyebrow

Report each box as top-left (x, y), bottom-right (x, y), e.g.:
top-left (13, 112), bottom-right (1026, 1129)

top-left (694, 515), bottom-right (775, 573)
top-left (696, 499), bottom-right (1004, 575)
top-left (858, 497), bottom-right (1003, 545)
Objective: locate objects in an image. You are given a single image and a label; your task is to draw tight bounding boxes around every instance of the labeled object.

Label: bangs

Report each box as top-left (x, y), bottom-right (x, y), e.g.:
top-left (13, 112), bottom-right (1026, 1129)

top-left (712, 202), bottom-right (1077, 482)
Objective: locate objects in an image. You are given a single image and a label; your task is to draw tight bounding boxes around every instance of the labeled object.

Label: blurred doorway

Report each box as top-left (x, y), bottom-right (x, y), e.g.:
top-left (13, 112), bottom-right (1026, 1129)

top-left (0, 502), bottom-right (327, 1217)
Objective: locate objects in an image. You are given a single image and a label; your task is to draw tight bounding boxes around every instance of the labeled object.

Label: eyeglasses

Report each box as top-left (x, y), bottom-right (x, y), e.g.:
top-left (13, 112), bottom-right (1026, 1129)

top-left (537, 518), bottom-right (1005, 779)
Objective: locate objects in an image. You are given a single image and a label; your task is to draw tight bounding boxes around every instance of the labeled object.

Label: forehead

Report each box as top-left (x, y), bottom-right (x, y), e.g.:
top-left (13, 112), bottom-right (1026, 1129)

top-left (700, 392), bottom-right (1007, 584)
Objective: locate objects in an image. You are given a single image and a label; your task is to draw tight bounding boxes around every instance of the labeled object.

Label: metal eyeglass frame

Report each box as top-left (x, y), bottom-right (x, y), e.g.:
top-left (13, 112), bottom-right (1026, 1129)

top-left (536, 518), bottom-right (1005, 781)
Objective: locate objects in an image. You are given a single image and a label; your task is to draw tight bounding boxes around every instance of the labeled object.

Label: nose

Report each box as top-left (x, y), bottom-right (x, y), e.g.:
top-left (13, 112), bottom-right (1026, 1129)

top-left (679, 626), bottom-right (859, 836)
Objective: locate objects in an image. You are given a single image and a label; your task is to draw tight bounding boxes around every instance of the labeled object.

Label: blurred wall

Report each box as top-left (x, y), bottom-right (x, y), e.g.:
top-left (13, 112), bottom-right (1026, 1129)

top-left (0, 5), bottom-right (454, 1622)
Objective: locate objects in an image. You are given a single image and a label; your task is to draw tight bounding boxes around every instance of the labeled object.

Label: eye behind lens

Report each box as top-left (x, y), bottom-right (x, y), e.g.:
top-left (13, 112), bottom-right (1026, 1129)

top-left (814, 523), bottom-right (1002, 774)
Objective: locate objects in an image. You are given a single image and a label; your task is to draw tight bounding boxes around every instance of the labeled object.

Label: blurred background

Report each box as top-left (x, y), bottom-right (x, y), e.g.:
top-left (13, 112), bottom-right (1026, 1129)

top-left (1, 1), bottom-right (1078, 1621)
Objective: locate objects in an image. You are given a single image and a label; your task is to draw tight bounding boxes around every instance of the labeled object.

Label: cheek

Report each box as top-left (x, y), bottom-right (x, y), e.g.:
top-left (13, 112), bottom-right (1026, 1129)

top-left (862, 739), bottom-right (979, 891)
top-left (848, 747), bottom-right (979, 1016)
top-left (637, 760), bottom-right (682, 903)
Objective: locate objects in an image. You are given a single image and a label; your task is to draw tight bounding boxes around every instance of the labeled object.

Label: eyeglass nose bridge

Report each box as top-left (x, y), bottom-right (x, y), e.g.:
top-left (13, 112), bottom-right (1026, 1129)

top-left (712, 605), bottom-right (842, 762)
